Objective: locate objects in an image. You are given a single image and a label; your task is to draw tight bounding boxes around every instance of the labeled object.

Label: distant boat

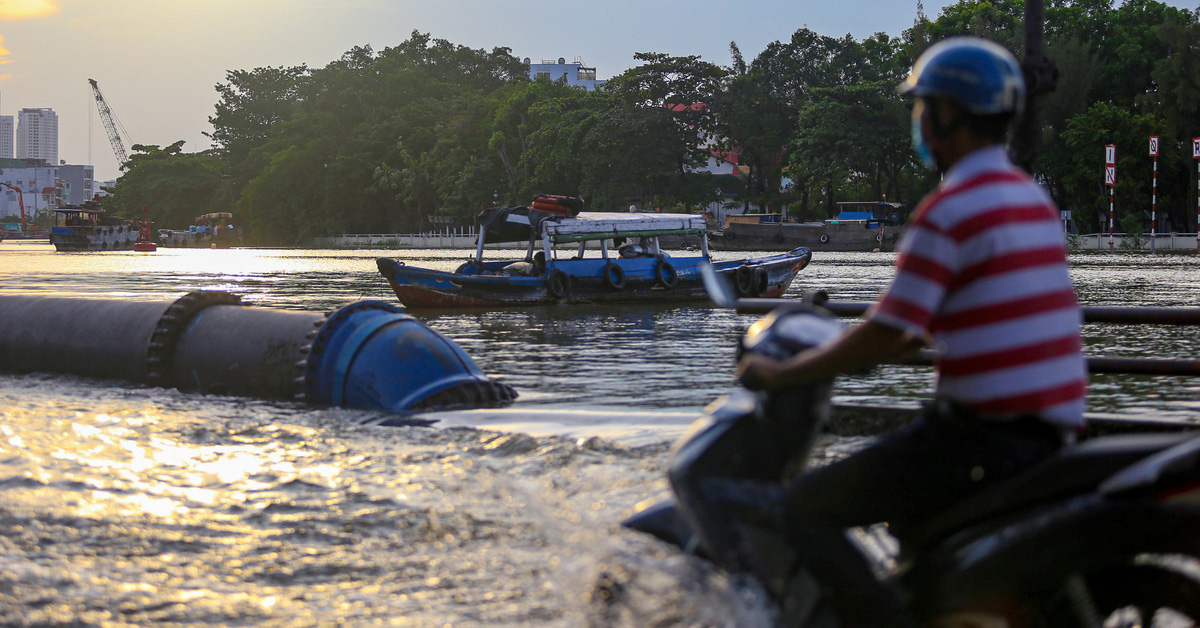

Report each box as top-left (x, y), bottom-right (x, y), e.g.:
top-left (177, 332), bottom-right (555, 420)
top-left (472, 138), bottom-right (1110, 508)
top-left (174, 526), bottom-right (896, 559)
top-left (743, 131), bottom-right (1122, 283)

top-left (710, 201), bottom-right (906, 252)
top-left (49, 200), bottom-right (138, 251)
top-left (377, 206), bottom-right (812, 308)
top-left (159, 212), bottom-right (241, 248)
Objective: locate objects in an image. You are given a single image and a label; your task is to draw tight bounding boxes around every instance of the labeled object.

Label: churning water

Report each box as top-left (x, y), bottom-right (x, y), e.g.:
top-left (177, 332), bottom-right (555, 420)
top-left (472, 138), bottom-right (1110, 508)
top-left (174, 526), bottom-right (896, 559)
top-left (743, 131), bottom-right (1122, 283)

top-left (0, 240), bottom-right (1197, 626)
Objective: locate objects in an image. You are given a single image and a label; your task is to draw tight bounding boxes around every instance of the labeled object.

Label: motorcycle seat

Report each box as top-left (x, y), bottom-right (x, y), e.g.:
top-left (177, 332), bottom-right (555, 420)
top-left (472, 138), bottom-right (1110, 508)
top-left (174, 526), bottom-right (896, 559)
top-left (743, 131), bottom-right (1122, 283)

top-left (905, 430), bottom-right (1200, 555)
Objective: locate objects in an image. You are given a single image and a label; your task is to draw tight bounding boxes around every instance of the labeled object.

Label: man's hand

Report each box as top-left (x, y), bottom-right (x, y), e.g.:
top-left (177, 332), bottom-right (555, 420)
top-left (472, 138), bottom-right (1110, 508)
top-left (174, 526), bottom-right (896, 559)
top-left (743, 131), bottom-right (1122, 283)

top-left (737, 353), bottom-right (788, 391)
top-left (735, 320), bottom-right (926, 391)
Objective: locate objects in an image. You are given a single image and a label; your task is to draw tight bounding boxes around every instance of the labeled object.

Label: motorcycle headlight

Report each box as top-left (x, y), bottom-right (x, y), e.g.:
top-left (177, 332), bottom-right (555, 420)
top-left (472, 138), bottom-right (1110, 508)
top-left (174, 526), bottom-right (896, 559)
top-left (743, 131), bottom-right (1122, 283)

top-left (738, 307), bottom-right (844, 363)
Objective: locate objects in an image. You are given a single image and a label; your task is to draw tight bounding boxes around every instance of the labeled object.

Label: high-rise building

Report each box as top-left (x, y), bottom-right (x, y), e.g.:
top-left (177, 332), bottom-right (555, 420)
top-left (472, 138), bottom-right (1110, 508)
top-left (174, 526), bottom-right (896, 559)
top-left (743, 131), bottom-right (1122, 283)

top-left (0, 116), bottom-right (13, 159)
top-left (16, 108), bottom-right (58, 164)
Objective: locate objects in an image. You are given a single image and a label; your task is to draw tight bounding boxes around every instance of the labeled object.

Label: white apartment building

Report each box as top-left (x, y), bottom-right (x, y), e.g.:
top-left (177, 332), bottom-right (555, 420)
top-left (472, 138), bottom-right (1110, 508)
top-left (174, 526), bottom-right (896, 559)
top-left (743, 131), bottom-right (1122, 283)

top-left (0, 166), bottom-right (56, 220)
top-left (16, 108), bottom-right (58, 164)
top-left (0, 116), bottom-right (13, 159)
top-left (524, 57), bottom-right (607, 90)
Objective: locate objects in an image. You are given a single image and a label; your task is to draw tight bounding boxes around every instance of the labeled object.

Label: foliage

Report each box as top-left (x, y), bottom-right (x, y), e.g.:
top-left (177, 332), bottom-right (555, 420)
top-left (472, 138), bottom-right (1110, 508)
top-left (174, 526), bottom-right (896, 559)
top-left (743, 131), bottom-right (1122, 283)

top-left (1119, 210), bottom-right (1146, 249)
top-left (105, 141), bottom-right (235, 231)
top-left (1045, 102), bottom-right (1184, 233)
top-left (104, 4), bottom-right (1200, 245)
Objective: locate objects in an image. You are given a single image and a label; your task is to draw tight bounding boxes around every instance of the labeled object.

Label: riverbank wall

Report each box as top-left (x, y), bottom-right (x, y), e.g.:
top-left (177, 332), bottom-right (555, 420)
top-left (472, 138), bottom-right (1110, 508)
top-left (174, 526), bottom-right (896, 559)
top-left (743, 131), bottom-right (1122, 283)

top-left (1073, 232), bottom-right (1200, 251)
top-left (314, 232), bottom-right (485, 249)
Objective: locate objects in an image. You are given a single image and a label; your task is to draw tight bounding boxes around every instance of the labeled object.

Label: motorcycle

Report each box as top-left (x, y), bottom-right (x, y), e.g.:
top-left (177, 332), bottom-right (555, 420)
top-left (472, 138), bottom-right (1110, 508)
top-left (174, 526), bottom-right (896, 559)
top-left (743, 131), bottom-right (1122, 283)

top-left (623, 300), bottom-right (1200, 627)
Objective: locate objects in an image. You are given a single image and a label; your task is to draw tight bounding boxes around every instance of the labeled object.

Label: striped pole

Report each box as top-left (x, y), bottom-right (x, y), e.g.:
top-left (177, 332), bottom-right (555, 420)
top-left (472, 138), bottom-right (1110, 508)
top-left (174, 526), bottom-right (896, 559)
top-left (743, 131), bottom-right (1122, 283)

top-left (1105, 144), bottom-right (1116, 249)
top-left (1152, 159), bottom-right (1157, 250)
top-left (1150, 136), bottom-right (1158, 251)
top-left (1194, 138), bottom-right (1200, 250)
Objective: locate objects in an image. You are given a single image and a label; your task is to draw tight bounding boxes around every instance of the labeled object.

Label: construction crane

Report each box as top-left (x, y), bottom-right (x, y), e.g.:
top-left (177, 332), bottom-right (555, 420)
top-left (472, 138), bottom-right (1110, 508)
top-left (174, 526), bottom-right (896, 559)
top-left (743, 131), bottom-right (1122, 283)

top-left (88, 78), bottom-right (130, 167)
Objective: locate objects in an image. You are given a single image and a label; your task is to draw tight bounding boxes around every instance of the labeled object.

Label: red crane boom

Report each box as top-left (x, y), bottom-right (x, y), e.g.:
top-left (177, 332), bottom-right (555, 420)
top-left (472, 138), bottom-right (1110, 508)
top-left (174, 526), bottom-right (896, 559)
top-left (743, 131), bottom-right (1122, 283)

top-left (0, 182), bottom-right (29, 233)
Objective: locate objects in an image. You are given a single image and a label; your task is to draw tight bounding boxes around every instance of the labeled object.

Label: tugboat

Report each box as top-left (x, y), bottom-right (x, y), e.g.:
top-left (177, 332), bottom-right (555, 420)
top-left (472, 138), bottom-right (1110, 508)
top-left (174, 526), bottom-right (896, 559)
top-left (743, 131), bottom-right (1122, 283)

top-left (49, 199), bottom-right (138, 251)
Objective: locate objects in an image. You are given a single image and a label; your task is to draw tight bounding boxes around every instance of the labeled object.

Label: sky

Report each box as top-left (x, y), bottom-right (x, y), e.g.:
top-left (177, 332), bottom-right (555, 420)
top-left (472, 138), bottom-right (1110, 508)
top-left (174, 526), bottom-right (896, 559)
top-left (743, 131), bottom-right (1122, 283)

top-left (0, 0), bottom-right (1196, 182)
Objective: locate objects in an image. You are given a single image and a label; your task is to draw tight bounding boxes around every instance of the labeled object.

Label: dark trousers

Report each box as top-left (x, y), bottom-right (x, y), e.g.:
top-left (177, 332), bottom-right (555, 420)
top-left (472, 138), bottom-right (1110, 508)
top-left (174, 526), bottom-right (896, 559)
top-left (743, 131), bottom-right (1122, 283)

top-left (781, 400), bottom-right (1066, 627)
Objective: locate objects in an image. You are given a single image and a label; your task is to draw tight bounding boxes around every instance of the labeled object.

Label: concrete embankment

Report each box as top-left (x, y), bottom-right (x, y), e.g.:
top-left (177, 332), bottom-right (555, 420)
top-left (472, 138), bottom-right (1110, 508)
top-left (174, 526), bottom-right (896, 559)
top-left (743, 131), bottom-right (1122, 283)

top-left (1073, 233), bottom-right (1200, 251)
top-left (314, 233), bottom-right (487, 248)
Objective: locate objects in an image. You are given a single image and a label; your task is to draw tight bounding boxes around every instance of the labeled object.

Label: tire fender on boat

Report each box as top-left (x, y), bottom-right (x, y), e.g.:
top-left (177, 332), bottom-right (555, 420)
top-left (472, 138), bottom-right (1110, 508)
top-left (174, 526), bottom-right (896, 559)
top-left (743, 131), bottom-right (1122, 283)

top-left (603, 262), bottom-right (627, 290)
top-left (876, 233), bottom-right (884, 243)
top-left (752, 267), bottom-right (769, 297)
top-left (548, 269), bottom-right (570, 299)
top-left (735, 265), bottom-right (754, 296)
top-left (655, 259), bottom-right (679, 288)
top-left (819, 233), bottom-right (829, 244)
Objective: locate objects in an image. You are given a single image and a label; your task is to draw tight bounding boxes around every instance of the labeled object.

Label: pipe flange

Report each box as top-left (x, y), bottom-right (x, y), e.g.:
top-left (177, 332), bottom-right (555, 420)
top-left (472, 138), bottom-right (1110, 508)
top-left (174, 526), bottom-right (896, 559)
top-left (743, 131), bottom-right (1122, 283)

top-left (296, 300), bottom-right (407, 403)
top-left (146, 290), bottom-right (243, 388)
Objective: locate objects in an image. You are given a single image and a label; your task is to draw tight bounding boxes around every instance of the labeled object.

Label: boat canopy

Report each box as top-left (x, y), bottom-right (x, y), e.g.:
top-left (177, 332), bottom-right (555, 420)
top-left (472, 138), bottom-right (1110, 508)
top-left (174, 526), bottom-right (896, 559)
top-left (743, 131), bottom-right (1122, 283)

top-left (196, 212), bottom-right (234, 223)
top-left (478, 206), bottom-right (706, 244)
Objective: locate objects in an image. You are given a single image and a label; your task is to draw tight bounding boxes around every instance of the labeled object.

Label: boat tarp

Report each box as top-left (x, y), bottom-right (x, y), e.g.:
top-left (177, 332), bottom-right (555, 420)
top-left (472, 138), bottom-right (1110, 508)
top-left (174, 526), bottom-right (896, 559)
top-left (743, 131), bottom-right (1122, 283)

top-left (477, 206), bottom-right (706, 244)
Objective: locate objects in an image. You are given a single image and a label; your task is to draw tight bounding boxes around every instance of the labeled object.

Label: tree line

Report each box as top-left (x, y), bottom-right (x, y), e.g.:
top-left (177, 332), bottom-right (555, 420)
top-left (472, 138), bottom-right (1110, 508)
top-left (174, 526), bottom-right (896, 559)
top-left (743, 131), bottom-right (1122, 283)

top-left (104, 1), bottom-right (1200, 246)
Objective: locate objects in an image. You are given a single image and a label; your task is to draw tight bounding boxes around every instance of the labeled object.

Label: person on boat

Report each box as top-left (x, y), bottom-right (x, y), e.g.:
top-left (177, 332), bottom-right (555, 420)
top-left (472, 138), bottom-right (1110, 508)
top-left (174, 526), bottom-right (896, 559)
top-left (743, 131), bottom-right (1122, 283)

top-left (502, 251), bottom-right (546, 276)
top-left (736, 37), bottom-right (1086, 628)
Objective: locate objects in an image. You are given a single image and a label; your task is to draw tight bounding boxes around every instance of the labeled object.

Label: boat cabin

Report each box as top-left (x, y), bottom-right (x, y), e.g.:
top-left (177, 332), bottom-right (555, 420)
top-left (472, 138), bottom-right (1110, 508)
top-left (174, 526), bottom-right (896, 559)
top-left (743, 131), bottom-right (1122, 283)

top-left (467, 207), bottom-right (708, 275)
top-left (830, 201), bottom-right (904, 228)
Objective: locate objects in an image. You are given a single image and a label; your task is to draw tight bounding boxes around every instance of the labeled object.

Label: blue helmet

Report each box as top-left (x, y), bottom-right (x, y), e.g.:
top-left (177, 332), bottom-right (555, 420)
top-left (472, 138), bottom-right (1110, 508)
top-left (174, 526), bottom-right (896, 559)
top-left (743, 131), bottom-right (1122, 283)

top-left (898, 37), bottom-right (1025, 116)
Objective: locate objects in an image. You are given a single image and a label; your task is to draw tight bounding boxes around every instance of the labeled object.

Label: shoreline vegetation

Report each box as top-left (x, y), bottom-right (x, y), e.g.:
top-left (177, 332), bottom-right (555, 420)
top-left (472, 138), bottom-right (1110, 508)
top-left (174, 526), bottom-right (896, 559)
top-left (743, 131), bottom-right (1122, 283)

top-left (92, 1), bottom-right (1200, 248)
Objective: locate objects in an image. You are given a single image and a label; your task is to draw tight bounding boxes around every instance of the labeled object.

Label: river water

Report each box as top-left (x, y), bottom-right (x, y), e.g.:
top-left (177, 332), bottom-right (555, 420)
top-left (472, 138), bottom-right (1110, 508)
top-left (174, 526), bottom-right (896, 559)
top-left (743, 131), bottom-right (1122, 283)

top-left (0, 240), bottom-right (1197, 626)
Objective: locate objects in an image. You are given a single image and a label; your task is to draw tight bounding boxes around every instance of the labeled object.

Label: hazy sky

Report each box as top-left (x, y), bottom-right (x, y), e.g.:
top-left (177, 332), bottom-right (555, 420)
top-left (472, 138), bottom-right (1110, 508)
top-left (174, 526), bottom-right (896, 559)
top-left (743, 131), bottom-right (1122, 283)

top-left (0, 0), bottom-right (1195, 182)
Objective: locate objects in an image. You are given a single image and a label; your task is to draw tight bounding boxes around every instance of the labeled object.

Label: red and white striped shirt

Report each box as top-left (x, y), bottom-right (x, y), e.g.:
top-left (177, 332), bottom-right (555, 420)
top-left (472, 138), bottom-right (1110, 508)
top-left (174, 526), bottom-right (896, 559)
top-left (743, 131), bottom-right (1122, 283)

top-left (870, 146), bottom-right (1086, 428)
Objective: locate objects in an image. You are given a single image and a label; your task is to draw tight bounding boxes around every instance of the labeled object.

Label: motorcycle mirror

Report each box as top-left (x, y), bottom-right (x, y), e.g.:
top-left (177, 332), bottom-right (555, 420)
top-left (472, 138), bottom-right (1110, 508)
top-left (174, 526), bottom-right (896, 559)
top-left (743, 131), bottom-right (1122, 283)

top-left (699, 262), bottom-right (737, 308)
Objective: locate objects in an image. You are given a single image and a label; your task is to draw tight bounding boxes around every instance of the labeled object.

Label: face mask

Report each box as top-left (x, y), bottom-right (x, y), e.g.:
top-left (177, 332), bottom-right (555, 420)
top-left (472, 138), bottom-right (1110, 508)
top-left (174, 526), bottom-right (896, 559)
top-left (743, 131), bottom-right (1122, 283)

top-left (911, 112), bottom-right (937, 171)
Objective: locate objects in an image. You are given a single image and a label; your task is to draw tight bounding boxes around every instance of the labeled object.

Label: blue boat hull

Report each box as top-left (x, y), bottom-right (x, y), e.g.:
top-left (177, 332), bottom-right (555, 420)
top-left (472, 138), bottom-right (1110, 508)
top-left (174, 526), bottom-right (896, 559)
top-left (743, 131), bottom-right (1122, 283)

top-left (377, 249), bottom-right (812, 308)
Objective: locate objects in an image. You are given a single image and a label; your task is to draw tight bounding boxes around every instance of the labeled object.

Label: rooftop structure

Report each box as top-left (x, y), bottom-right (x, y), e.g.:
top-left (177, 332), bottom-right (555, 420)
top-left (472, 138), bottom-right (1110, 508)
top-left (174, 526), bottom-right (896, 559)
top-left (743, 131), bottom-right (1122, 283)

top-left (524, 56), bottom-right (607, 91)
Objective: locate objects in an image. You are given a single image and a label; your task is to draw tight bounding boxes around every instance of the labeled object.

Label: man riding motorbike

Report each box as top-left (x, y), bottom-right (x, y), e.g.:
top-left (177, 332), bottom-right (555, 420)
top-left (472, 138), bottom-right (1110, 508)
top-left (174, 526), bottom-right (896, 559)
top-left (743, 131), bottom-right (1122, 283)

top-left (736, 37), bottom-right (1087, 628)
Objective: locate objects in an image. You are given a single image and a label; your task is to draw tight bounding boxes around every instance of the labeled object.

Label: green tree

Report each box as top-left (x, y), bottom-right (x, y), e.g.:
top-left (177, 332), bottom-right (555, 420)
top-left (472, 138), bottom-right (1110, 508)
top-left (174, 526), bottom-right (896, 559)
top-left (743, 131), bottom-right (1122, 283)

top-left (106, 141), bottom-right (235, 233)
top-left (791, 83), bottom-right (916, 217)
top-left (207, 65), bottom-right (309, 173)
top-left (605, 52), bottom-right (728, 210)
top-left (1046, 102), bottom-right (1183, 233)
top-left (1147, 17), bottom-right (1200, 140)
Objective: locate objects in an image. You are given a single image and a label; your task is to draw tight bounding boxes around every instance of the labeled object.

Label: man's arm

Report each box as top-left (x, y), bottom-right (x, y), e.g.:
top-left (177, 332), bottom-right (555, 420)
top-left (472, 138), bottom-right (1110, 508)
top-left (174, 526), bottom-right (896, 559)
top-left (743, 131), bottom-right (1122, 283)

top-left (737, 319), bottom-right (925, 390)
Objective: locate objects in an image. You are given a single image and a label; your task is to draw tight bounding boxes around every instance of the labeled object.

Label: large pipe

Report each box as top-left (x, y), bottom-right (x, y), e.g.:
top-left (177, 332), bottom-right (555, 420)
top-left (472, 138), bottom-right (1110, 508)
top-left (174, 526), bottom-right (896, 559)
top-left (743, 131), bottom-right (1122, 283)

top-left (732, 297), bottom-right (1200, 376)
top-left (0, 291), bottom-right (515, 413)
top-left (734, 298), bottom-right (1200, 326)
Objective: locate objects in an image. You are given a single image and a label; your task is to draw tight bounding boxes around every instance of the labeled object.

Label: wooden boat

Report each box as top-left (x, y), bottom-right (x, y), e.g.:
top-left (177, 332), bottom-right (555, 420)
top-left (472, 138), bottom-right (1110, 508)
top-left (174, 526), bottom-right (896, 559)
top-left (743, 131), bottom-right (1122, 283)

top-left (377, 207), bottom-right (811, 308)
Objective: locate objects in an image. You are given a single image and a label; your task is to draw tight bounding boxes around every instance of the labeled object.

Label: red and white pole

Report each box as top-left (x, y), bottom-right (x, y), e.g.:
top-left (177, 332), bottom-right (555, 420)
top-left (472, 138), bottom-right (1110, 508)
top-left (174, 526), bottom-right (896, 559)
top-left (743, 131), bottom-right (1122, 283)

top-left (1194, 138), bottom-right (1200, 250)
top-left (1150, 136), bottom-right (1158, 252)
top-left (1105, 144), bottom-right (1116, 249)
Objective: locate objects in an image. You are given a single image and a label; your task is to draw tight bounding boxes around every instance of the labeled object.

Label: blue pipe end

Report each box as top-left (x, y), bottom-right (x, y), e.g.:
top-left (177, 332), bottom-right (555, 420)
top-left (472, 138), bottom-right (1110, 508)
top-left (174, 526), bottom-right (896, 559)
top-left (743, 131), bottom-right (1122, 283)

top-left (304, 301), bottom-right (516, 413)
